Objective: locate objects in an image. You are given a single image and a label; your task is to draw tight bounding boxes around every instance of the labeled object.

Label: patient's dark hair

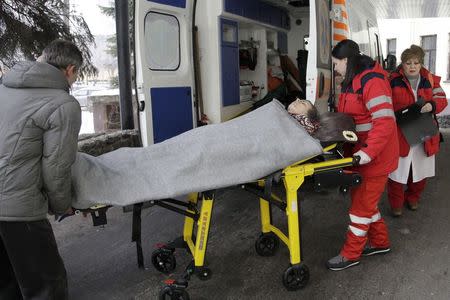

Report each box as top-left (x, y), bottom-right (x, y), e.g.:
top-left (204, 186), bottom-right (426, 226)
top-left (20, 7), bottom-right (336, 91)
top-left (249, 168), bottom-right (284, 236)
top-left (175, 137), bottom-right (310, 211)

top-left (312, 112), bottom-right (356, 142)
top-left (307, 104), bottom-right (319, 124)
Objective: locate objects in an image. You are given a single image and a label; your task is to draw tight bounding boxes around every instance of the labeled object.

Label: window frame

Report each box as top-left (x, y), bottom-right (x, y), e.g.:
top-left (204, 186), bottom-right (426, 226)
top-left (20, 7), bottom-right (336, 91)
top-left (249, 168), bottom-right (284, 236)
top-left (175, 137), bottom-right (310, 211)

top-left (447, 33), bottom-right (450, 80)
top-left (421, 34), bottom-right (437, 74)
top-left (387, 38), bottom-right (396, 57)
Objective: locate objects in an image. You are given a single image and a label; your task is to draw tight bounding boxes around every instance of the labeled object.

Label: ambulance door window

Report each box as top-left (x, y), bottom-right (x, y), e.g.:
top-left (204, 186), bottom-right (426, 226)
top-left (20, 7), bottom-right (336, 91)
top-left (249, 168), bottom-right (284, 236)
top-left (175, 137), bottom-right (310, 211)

top-left (144, 12), bottom-right (180, 71)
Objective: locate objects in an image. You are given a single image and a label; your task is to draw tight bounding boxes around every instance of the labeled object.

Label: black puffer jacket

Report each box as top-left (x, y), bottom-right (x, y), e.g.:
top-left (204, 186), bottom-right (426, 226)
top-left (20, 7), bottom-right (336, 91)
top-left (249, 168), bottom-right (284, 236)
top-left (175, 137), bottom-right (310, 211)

top-left (0, 61), bottom-right (81, 221)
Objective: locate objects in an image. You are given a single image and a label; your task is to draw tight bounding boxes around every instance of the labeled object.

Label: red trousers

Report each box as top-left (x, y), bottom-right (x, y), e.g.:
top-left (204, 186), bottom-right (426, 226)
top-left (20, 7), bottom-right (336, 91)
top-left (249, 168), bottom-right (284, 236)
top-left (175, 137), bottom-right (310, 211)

top-left (341, 175), bottom-right (390, 260)
top-left (387, 175), bottom-right (427, 209)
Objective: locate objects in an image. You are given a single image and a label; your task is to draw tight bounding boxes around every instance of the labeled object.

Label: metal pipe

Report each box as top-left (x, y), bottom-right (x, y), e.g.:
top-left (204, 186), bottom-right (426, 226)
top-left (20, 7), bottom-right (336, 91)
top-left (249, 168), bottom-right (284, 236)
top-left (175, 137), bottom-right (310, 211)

top-left (115, 0), bottom-right (134, 130)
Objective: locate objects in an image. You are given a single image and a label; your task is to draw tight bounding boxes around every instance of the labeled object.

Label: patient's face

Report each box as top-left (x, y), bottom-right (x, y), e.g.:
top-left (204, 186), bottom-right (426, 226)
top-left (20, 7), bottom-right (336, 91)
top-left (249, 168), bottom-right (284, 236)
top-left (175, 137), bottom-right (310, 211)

top-left (288, 99), bottom-right (313, 116)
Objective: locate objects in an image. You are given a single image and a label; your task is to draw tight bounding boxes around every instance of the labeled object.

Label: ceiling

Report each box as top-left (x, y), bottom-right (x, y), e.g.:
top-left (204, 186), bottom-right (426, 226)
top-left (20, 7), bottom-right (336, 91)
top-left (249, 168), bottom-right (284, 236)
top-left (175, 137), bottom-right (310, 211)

top-left (374, 0), bottom-right (450, 19)
top-left (262, 0), bottom-right (450, 19)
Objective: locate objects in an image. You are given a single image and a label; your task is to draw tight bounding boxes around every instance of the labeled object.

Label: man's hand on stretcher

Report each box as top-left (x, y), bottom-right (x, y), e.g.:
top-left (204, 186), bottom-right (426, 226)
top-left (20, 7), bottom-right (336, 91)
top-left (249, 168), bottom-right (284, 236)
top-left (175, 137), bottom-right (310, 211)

top-left (55, 208), bottom-right (79, 222)
top-left (55, 207), bottom-right (91, 222)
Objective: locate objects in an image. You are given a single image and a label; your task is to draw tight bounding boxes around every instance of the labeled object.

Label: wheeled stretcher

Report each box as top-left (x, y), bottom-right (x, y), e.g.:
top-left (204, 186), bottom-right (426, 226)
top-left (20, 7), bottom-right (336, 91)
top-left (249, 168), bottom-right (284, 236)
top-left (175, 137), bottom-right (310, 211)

top-left (67, 100), bottom-right (360, 299)
top-left (150, 142), bottom-right (361, 299)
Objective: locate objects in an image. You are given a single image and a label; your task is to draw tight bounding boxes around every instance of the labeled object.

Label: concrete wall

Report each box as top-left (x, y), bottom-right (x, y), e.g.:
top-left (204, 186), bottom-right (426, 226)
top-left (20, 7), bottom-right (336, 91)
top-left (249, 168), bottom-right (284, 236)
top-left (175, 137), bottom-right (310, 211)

top-left (78, 130), bottom-right (140, 156)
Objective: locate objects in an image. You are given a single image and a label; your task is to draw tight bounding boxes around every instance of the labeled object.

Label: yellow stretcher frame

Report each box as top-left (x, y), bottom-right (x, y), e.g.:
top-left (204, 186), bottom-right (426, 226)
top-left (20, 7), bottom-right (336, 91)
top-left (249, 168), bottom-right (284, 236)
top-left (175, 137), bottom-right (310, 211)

top-left (156, 143), bottom-right (360, 297)
top-left (265, 144), bottom-right (354, 266)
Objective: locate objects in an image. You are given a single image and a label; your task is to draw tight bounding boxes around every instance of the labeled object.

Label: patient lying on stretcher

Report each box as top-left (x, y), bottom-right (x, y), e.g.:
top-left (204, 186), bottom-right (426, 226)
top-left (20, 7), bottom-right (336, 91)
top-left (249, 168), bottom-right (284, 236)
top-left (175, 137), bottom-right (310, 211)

top-left (68, 100), bottom-right (356, 211)
top-left (287, 98), bottom-right (356, 142)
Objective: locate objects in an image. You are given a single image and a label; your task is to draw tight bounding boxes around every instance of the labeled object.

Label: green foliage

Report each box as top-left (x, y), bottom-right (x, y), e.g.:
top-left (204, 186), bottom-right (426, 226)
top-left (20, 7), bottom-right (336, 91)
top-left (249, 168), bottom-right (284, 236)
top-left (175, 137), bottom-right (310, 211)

top-left (99, 4), bottom-right (115, 18)
top-left (0, 0), bottom-right (97, 77)
top-left (99, 1), bottom-right (135, 59)
top-left (110, 75), bottom-right (119, 88)
top-left (106, 33), bottom-right (118, 58)
top-left (99, 2), bottom-right (117, 58)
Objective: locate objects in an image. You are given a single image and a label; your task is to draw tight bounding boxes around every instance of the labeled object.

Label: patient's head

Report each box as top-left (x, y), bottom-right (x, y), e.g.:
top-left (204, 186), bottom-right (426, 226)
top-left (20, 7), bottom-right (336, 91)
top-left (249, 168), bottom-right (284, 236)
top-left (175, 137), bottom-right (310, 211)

top-left (288, 99), bottom-right (319, 121)
top-left (288, 99), bottom-right (320, 134)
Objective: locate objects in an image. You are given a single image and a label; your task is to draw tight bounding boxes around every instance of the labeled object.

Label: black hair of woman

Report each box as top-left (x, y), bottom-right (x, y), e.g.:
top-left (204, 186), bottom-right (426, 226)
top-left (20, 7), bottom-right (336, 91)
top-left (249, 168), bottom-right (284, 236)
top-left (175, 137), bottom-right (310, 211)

top-left (332, 39), bottom-right (375, 90)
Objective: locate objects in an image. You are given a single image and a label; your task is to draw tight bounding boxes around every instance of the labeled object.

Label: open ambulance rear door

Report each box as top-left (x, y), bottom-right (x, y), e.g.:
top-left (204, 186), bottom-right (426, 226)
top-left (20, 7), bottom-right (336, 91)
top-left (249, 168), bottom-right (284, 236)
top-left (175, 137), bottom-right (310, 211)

top-left (135, 0), bottom-right (196, 146)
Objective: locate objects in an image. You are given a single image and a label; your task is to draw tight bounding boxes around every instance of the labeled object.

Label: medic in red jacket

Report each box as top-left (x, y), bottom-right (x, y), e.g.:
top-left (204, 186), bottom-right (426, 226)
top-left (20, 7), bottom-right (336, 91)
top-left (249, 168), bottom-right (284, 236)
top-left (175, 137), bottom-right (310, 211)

top-left (387, 45), bottom-right (448, 217)
top-left (326, 39), bottom-right (399, 271)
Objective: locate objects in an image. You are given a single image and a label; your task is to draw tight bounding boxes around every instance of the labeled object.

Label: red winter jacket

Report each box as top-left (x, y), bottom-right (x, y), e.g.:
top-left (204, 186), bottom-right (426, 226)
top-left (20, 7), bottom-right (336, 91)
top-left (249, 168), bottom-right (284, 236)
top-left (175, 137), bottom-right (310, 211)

top-left (337, 62), bottom-right (399, 177)
top-left (390, 67), bottom-right (448, 157)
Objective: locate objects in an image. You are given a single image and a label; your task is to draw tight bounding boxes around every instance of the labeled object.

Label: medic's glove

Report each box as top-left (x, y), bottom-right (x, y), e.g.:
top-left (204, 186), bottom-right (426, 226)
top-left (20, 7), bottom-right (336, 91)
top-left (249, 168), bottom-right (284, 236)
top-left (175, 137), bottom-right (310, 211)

top-left (353, 150), bottom-right (371, 165)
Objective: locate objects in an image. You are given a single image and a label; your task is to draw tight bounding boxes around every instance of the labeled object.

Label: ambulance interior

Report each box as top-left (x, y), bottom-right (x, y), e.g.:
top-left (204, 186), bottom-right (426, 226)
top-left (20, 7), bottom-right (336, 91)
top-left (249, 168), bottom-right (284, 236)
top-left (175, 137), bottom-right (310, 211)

top-left (208, 0), bottom-right (381, 121)
top-left (197, 0), bottom-right (318, 123)
top-left (219, 0), bottom-right (313, 119)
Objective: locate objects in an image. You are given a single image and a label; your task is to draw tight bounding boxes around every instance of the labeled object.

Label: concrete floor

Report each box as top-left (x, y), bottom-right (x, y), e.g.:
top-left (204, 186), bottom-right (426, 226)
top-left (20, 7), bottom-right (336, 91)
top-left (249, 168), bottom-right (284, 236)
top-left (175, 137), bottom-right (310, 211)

top-left (53, 132), bottom-right (450, 300)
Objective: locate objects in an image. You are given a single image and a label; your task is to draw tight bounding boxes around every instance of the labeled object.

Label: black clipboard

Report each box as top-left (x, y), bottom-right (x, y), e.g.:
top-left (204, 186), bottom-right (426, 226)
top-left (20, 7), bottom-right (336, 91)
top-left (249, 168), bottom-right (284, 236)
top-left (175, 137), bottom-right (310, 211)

top-left (395, 102), bottom-right (438, 146)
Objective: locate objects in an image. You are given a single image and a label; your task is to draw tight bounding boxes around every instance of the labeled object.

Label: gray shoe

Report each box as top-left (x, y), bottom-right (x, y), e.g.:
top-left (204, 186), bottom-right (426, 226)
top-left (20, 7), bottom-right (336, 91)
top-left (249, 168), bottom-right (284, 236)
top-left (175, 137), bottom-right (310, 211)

top-left (326, 254), bottom-right (360, 271)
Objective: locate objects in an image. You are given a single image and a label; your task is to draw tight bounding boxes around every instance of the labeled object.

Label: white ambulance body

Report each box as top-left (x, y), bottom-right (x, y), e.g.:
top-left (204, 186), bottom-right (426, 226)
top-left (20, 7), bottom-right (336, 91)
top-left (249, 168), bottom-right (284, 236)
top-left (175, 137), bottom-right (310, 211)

top-left (134, 0), bottom-right (382, 146)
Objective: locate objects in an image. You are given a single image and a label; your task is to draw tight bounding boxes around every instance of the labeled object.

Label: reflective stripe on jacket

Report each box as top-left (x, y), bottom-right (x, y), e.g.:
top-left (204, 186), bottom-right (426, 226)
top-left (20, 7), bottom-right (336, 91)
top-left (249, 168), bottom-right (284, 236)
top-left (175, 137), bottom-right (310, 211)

top-left (337, 62), bottom-right (399, 177)
top-left (390, 67), bottom-right (448, 157)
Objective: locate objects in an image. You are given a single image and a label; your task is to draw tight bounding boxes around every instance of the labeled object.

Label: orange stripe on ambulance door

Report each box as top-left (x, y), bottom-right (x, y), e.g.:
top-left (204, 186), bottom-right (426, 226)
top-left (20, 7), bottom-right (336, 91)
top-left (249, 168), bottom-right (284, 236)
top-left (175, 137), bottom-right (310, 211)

top-left (334, 22), bottom-right (348, 31)
top-left (333, 34), bottom-right (347, 42)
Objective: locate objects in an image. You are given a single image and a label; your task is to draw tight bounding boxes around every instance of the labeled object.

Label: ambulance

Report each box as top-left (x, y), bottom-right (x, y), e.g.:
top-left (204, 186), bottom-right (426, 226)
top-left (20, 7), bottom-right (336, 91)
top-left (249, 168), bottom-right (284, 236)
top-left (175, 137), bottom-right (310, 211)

top-left (133, 0), bottom-right (383, 146)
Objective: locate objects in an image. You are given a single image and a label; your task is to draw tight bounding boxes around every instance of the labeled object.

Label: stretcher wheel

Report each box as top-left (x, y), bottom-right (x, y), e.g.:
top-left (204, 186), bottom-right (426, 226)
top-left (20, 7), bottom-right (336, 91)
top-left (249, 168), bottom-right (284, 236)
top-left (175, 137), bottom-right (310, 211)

top-left (185, 260), bottom-right (195, 276)
top-left (255, 233), bottom-right (279, 256)
top-left (196, 267), bottom-right (212, 281)
top-left (282, 264), bottom-right (310, 291)
top-left (151, 249), bottom-right (177, 274)
top-left (185, 261), bottom-right (212, 281)
top-left (159, 286), bottom-right (190, 300)
top-left (339, 186), bottom-right (349, 194)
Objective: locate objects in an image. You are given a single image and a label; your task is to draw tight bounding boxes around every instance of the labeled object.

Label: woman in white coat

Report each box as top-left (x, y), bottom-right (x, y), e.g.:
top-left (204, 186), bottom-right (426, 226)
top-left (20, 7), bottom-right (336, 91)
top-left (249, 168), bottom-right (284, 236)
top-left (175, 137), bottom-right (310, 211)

top-left (388, 45), bottom-right (448, 216)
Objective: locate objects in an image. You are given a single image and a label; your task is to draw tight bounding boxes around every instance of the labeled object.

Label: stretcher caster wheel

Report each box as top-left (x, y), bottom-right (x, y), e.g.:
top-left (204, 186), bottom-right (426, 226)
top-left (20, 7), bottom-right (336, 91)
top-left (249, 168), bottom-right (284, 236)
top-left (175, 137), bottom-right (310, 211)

top-left (282, 264), bottom-right (309, 291)
top-left (196, 267), bottom-right (212, 281)
top-left (255, 233), bottom-right (279, 256)
top-left (185, 261), bottom-right (212, 281)
top-left (159, 285), bottom-right (190, 300)
top-left (339, 186), bottom-right (349, 194)
top-left (152, 249), bottom-right (177, 274)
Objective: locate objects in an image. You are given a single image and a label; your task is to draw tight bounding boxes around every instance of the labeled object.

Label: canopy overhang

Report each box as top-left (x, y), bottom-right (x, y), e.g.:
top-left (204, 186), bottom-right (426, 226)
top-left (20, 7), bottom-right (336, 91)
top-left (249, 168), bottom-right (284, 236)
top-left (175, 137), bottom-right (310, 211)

top-left (263, 0), bottom-right (450, 19)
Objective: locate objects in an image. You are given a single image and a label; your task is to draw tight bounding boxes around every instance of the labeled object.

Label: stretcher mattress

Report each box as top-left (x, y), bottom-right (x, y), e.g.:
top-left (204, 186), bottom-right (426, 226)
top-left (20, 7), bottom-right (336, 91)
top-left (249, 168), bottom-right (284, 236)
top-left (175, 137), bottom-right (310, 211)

top-left (71, 100), bottom-right (323, 209)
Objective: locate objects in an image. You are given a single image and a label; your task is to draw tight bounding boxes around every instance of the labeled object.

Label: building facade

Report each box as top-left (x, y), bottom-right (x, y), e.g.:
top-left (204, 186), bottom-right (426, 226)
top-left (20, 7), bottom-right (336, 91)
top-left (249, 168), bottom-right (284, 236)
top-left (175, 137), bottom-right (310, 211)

top-left (378, 18), bottom-right (450, 115)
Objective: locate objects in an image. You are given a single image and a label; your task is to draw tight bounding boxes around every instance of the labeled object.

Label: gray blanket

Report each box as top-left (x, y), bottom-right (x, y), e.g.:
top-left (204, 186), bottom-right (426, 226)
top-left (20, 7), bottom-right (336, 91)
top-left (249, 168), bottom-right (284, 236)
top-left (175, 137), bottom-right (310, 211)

top-left (71, 100), bottom-right (323, 208)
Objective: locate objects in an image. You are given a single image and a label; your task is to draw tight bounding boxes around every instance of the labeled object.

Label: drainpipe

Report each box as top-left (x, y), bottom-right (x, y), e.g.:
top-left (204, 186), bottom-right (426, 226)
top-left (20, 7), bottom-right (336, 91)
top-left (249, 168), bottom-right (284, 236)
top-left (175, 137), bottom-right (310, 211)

top-left (115, 0), bottom-right (134, 130)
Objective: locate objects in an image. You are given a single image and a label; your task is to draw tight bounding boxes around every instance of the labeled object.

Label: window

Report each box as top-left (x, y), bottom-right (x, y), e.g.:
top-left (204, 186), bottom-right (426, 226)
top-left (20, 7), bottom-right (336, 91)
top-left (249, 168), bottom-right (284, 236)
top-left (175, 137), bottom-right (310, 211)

top-left (387, 38), bottom-right (396, 56)
top-left (144, 12), bottom-right (180, 71)
top-left (421, 35), bottom-right (437, 74)
top-left (221, 23), bottom-right (237, 44)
